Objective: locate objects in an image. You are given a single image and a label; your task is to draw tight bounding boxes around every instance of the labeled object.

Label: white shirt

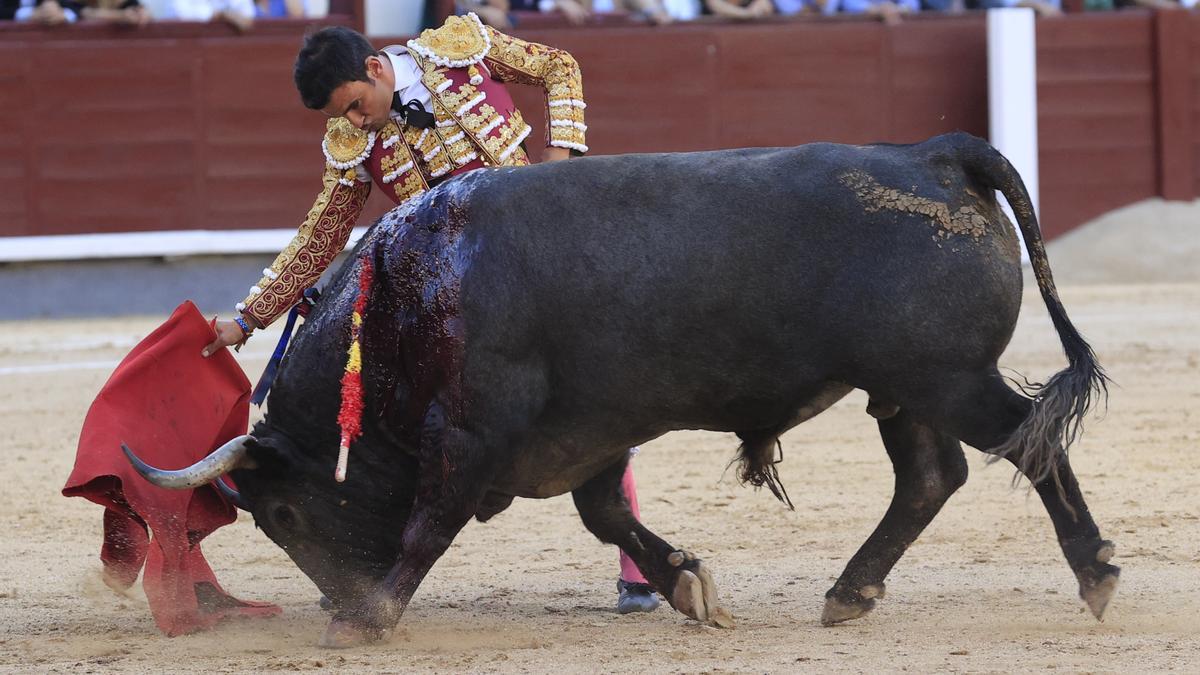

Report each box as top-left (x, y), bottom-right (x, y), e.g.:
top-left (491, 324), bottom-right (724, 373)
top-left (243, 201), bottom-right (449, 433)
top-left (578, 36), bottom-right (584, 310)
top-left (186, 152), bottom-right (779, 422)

top-left (384, 48), bottom-right (434, 122)
top-left (347, 48), bottom-right (437, 184)
top-left (661, 0), bottom-right (701, 19)
top-left (14, 0), bottom-right (77, 21)
top-left (167, 0), bottom-right (256, 20)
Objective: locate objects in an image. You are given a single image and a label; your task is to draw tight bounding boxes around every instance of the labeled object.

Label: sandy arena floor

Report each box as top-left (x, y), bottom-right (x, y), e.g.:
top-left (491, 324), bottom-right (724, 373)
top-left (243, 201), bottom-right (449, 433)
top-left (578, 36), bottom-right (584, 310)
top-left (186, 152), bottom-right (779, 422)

top-left (1, 282), bottom-right (1198, 673)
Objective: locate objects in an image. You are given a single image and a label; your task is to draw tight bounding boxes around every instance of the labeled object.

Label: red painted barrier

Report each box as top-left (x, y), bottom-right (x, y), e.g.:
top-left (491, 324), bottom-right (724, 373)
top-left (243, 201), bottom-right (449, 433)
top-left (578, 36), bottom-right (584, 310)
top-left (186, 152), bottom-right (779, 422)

top-left (0, 11), bottom-right (1195, 242)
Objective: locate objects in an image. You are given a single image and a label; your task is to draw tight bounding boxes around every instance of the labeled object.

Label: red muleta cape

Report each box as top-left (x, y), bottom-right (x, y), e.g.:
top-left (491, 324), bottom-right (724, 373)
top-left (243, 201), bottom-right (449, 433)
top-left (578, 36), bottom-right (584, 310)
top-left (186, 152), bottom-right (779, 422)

top-left (62, 301), bottom-right (280, 636)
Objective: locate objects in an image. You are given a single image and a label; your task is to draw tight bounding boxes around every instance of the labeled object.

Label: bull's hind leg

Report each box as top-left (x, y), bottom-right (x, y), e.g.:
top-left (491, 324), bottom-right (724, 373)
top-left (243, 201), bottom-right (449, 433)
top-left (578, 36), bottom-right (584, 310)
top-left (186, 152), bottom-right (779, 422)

top-left (823, 409), bottom-right (968, 625)
top-left (921, 371), bottom-right (1120, 620)
top-left (572, 456), bottom-right (733, 627)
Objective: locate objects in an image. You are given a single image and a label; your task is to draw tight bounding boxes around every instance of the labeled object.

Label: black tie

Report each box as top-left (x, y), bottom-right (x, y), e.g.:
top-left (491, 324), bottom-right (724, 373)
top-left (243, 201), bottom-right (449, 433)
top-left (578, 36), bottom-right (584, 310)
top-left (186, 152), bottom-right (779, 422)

top-left (392, 92), bottom-right (434, 129)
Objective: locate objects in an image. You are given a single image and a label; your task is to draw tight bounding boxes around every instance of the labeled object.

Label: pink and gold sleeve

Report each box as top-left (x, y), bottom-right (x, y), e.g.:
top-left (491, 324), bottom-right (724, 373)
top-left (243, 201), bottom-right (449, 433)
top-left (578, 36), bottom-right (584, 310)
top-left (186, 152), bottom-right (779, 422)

top-left (238, 165), bottom-right (371, 327)
top-left (483, 27), bottom-right (587, 154)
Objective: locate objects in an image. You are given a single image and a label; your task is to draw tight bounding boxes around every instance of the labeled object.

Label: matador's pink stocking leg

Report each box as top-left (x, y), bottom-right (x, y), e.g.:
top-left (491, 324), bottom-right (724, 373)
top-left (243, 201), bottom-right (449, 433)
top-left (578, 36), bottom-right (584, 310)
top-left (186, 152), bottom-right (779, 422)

top-left (619, 455), bottom-right (649, 584)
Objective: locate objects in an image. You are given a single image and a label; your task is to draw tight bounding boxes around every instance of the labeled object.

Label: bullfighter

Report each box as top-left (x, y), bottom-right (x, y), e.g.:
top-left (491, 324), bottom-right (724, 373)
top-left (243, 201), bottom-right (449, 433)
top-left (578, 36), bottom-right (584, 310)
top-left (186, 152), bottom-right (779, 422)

top-left (200, 15), bottom-right (659, 615)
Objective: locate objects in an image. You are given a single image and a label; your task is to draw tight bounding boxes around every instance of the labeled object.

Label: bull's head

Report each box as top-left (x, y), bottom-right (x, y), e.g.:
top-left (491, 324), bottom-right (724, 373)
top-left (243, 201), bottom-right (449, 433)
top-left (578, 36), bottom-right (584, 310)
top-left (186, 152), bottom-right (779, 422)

top-left (122, 424), bottom-right (417, 609)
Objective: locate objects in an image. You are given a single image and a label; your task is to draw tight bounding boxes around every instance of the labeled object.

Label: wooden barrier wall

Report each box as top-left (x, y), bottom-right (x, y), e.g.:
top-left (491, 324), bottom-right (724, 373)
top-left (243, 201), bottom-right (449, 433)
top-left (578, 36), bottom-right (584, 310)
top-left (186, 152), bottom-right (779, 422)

top-left (0, 12), bottom-right (1195, 242)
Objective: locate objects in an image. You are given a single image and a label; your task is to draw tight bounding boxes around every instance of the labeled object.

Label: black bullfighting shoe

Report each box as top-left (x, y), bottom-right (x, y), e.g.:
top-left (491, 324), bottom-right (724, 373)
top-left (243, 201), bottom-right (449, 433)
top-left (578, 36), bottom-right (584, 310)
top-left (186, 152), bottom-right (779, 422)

top-left (616, 579), bottom-right (661, 614)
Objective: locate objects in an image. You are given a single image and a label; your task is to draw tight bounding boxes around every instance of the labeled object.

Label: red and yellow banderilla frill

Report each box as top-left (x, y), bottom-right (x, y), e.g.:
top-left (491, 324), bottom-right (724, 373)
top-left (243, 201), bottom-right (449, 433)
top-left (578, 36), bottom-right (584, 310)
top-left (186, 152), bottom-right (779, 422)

top-left (335, 258), bottom-right (374, 482)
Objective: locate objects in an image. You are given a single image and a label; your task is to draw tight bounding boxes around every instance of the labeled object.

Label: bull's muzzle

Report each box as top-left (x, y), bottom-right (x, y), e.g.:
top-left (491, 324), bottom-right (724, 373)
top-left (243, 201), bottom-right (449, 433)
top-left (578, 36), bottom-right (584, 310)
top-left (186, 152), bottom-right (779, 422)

top-left (121, 434), bottom-right (256, 490)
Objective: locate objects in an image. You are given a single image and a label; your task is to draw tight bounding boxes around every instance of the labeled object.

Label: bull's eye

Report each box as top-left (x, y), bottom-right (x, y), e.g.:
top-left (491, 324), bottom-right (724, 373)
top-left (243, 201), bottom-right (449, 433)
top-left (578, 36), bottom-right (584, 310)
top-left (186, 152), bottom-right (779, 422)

top-left (271, 504), bottom-right (299, 531)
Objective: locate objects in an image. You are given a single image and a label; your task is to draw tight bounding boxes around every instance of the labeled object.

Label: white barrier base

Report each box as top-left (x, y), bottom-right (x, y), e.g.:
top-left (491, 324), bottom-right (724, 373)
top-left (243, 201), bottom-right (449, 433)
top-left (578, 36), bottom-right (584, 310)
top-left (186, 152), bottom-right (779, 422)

top-left (0, 227), bottom-right (369, 264)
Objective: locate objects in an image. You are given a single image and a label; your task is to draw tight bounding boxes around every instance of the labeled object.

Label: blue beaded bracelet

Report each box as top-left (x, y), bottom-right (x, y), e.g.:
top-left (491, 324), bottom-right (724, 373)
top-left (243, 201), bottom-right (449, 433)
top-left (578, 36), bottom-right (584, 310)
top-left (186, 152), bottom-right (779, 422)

top-left (234, 316), bottom-right (253, 337)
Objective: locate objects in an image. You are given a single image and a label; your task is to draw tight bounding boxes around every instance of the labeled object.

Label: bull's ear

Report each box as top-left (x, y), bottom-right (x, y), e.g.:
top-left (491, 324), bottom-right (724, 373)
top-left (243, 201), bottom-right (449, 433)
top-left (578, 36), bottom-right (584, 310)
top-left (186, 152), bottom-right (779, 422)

top-left (243, 436), bottom-right (291, 475)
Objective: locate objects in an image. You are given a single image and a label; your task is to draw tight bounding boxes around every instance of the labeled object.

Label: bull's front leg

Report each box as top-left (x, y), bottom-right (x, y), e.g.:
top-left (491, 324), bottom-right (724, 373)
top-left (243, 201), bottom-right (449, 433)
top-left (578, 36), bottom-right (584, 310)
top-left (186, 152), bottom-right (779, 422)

top-left (320, 403), bottom-right (497, 648)
top-left (572, 456), bottom-right (734, 627)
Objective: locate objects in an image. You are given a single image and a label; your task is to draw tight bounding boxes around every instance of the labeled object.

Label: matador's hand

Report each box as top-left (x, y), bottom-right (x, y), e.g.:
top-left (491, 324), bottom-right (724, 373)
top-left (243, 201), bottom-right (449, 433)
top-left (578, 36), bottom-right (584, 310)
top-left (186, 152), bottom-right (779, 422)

top-left (203, 319), bottom-right (251, 358)
top-left (543, 147), bottom-right (571, 162)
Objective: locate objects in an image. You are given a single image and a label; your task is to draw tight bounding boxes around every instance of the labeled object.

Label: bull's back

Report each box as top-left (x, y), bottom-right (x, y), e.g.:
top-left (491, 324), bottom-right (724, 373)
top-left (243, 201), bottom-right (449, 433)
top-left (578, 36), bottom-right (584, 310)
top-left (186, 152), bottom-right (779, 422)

top-left (438, 136), bottom-right (1023, 423)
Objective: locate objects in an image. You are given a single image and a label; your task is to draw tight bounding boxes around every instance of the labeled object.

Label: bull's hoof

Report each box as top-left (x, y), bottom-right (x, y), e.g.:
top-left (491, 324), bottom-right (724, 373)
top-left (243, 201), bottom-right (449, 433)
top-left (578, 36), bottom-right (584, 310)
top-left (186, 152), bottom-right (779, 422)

top-left (821, 583), bottom-right (884, 626)
top-left (1081, 574), bottom-right (1120, 620)
top-left (1078, 542), bottom-right (1120, 621)
top-left (319, 594), bottom-right (399, 649)
top-left (820, 596), bottom-right (874, 626)
top-left (667, 556), bottom-right (733, 628)
top-left (317, 619), bottom-right (385, 649)
top-left (672, 570), bottom-right (709, 622)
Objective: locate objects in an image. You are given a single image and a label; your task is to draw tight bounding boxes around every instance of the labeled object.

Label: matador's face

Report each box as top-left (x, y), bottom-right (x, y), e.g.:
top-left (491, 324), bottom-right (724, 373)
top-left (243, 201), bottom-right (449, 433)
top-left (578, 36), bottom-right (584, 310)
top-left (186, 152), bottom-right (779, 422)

top-left (321, 54), bottom-right (394, 133)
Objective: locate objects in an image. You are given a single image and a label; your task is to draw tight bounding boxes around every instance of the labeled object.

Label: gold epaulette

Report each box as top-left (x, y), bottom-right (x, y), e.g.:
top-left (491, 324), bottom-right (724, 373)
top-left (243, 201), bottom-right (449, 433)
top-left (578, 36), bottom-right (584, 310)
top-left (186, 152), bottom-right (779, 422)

top-left (406, 13), bottom-right (492, 68)
top-left (322, 118), bottom-right (376, 185)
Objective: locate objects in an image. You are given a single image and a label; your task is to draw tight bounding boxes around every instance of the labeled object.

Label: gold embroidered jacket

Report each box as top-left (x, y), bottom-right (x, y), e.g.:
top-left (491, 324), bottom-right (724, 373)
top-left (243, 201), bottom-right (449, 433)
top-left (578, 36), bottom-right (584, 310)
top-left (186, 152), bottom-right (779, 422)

top-left (239, 14), bottom-right (586, 327)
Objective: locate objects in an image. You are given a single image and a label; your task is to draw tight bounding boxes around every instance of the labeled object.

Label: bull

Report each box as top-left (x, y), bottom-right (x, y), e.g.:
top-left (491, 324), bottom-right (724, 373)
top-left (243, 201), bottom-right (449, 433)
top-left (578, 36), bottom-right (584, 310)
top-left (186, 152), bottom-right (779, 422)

top-left (124, 132), bottom-right (1118, 647)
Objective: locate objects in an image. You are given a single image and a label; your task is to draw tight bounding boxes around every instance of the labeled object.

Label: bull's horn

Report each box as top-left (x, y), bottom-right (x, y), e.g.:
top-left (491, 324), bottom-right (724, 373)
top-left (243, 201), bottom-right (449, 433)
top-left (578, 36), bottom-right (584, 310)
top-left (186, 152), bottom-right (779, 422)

top-left (121, 435), bottom-right (256, 490)
top-left (213, 476), bottom-right (251, 511)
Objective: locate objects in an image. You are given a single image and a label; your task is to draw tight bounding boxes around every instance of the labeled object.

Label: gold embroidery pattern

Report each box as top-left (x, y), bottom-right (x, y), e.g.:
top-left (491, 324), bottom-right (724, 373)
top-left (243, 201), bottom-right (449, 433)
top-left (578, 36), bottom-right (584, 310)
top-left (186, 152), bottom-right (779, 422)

top-left (410, 124), bottom-right (437, 156)
top-left (444, 130), bottom-right (477, 166)
top-left (378, 120), bottom-right (401, 143)
top-left (415, 52), bottom-right (507, 165)
top-left (482, 26), bottom-right (585, 151)
top-left (370, 32), bottom-right (573, 197)
top-left (384, 139), bottom-right (429, 205)
top-left (429, 131), bottom-right (457, 178)
top-left (434, 92), bottom-right (489, 165)
top-left (242, 166), bottom-right (370, 326)
top-left (394, 171), bottom-right (427, 205)
top-left (408, 13), bottom-right (490, 67)
top-left (452, 102), bottom-right (501, 162)
top-left (424, 69), bottom-right (451, 95)
top-left (323, 118), bottom-right (374, 168)
top-left (374, 121), bottom-right (403, 180)
top-left (550, 127), bottom-right (586, 150)
top-left (478, 110), bottom-right (531, 165)
top-left (406, 124), bottom-right (432, 157)
top-left (507, 145), bottom-right (530, 166)
top-left (436, 81), bottom-right (481, 115)
top-left (380, 152), bottom-right (410, 180)
top-left (458, 102), bottom-right (499, 132)
top-left (404, 123), bottom-right (454, 179)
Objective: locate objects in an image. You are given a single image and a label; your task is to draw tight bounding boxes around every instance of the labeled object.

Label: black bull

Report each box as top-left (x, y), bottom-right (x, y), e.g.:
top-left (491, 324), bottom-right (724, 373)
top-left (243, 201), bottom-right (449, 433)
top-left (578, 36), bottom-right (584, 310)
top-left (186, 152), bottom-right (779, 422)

top-left (126, 132), bottom-right (1118, 647)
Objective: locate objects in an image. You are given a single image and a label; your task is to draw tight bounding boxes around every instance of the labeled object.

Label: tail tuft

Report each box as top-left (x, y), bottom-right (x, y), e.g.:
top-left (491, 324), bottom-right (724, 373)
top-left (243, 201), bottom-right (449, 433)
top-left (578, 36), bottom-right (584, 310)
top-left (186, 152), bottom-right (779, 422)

top-left (731, 435), bottom-right (795, 510)
top-left (988, 317), bottom-right (1110, 506)
top-left (958, 133), bottom-right (1111, 505)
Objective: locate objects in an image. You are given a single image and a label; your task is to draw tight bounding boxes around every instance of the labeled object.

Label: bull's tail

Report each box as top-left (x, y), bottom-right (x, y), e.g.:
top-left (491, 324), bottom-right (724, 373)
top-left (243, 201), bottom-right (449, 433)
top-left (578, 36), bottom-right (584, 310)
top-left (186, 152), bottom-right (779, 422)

top-left (958, 134), bottom-right (1110, 493)
top-left (731, 432), bottom-right (795, 510)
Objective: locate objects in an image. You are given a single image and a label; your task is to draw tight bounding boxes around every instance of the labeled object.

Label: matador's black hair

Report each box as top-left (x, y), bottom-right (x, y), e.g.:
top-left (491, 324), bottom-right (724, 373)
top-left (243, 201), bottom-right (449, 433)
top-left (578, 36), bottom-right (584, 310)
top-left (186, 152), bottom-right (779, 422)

top-left (294, 26), bottom-right (380, 110)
